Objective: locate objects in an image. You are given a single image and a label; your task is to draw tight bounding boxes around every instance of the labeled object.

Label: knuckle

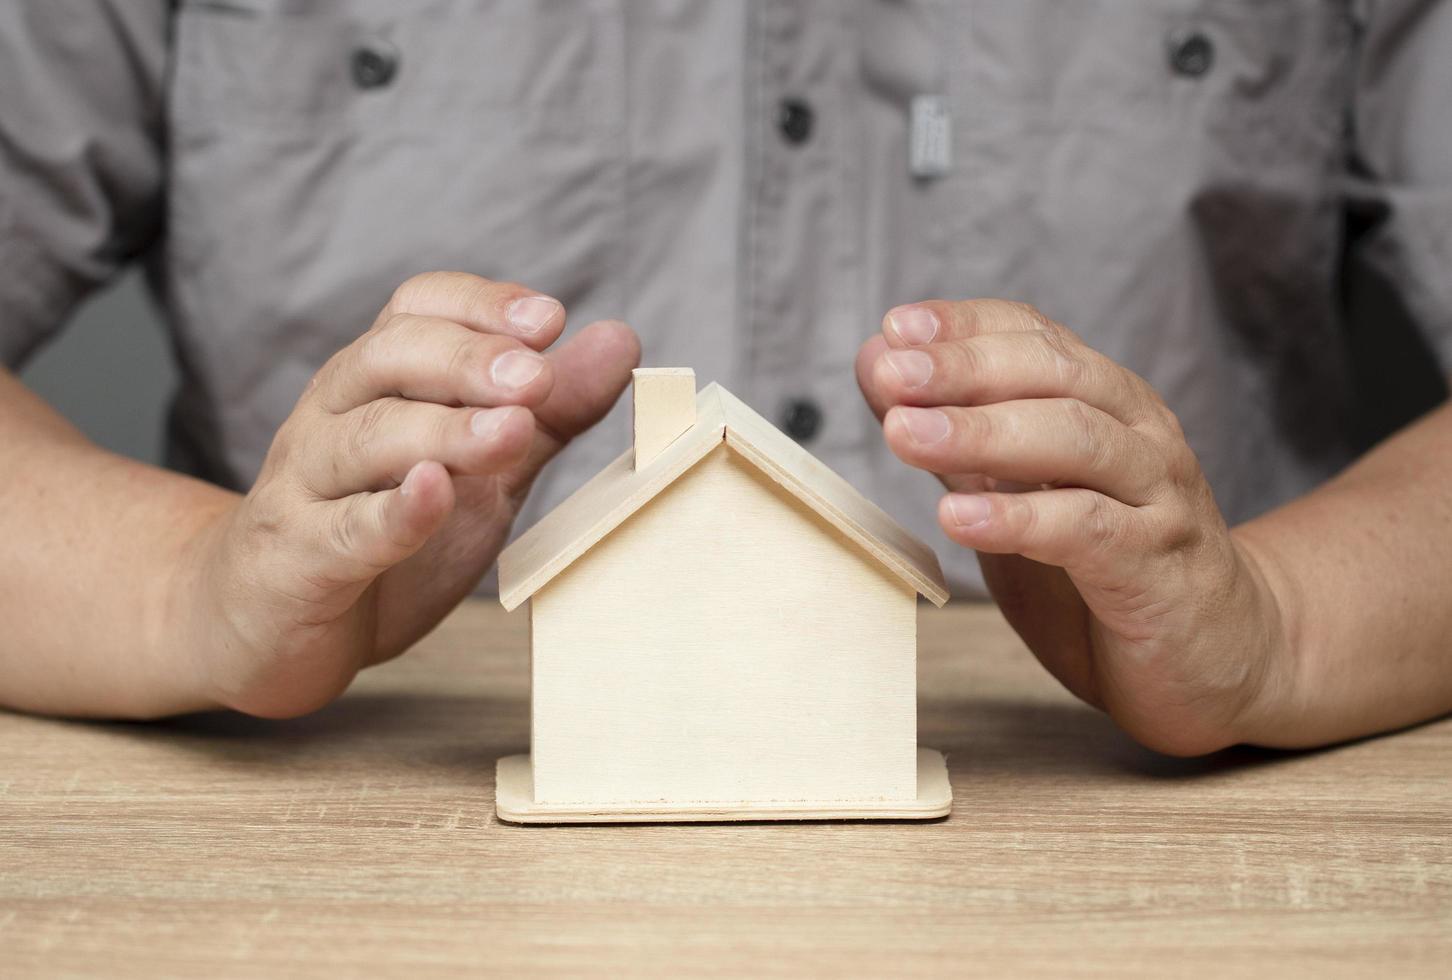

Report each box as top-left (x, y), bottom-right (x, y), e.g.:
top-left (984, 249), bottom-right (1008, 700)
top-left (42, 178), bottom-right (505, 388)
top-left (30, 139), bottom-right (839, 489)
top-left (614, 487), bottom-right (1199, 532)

top-left (377, 310), bottom-right (417, 337)
top-left (1039, 336), bottom-right (1086, 392)
top-left (958, 406), bottom-right (994, 448)
top-left (1002, 300), bottom-right (1051, 332)
top-left (243, 484), bottom-right (291, 540)
top-left (1056, 354), bottom-right (1091, 394)
top-left (1036, 324), bottom-right (1082, 369)
top-left (952, 300), bottom-right (998, 336)
top-left (321, 449), bottom-right (347, 496)
top-left (326, 499), bottom-right (364, 561)
top-left (389, 275), bottom-right (427, 311)
top-left (329, 495), bottom-right (398, 570)
top-left (314, 346), bottom-right (355, 392)
top-left (434, 406), bottom-right (464, 448)
top-left (454, 275), bottom-right (506, 319)
top-left (960, 299), bottom-right (1049, 337)
top-left (445, 334), bottom-right (486, 390)
top-left (1124, 379), bottom-right (1181, 436)
top-left (1148, 499), bottom-right (1200, 553)
top-left (390, 272), bottom-right (447, 311)
top-left (1082, 493), bottom-right (1119, 551)
top-left (950, 340), bottom-right (986, 385)
top-left (489, 279), bottom-right (524, 302)
top-left (1007, 495), bottom-right (1038, 540)
top-left (1059, 398), bottom-right (1101, 464)
top-left (352, 329), bottom-right (394, 383)
top-left (952, 301), bottom-right (983, 336)
top-left (1162, 440), bottom-right (1198, 486)
top-left (348, 398), bottom-right (395, 463)
top-left (1034, 333), bottom-right (1099, 405)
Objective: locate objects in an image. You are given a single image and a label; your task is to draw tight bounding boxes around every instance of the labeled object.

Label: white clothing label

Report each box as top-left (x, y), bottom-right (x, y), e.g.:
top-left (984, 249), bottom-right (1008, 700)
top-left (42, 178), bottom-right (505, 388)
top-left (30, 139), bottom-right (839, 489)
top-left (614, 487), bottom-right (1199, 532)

top-left (909, 94), bottom-right (952, 179)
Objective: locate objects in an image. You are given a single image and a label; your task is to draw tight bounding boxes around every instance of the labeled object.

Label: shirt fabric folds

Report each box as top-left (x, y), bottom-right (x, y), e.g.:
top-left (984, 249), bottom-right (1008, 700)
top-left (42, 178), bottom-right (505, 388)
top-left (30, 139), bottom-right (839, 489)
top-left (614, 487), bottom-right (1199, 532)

top-left (2, 0), bottom-right (1449, 595)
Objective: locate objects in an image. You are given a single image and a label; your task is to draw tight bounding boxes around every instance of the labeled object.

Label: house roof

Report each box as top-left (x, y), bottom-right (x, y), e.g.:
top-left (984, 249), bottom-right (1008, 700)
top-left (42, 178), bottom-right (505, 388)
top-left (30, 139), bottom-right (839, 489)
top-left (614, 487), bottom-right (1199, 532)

top-left (497, 383), bottom-right (951, 610)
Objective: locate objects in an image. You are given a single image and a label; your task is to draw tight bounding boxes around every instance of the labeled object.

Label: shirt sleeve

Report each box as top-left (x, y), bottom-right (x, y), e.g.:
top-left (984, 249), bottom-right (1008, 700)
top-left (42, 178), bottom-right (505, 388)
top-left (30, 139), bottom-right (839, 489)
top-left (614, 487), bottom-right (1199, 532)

top-left (0, 1), bottom-right (169, 368)
top-left (1347, 0), bottom-right (1452, 373)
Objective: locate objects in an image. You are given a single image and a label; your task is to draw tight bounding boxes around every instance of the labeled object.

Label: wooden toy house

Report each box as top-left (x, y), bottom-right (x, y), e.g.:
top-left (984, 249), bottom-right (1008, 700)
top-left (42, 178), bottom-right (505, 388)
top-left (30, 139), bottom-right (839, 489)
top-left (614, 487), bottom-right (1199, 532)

top-left (494, 369), bottom-right (951, 823)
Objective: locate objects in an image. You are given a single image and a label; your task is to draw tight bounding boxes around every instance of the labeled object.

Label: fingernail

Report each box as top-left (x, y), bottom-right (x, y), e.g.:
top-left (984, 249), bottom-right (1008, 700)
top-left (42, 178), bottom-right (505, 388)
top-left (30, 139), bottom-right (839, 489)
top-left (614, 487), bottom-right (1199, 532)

top-left (946, 494), bottom-right (991, 528)
top-left (470, 407), bottom-right (509, 439)
top-left (887, 306), bottom-right (939, 345)
top-left (882, 349), bottom-right (934, 388)
top-left (899, 407), bottom-right (951, 445)
top-left (506, 296), bottom-right (562, 335)
top-left (491, 350), bottom-right (545, 390)
top-left (399, 462), bottom-right (422, 497)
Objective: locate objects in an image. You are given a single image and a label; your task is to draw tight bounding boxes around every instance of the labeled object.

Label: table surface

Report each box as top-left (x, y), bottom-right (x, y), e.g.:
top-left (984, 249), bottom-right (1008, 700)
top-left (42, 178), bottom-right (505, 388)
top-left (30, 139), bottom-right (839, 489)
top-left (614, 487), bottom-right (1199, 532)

top-left (4, 600), bottom-right (1449, 977)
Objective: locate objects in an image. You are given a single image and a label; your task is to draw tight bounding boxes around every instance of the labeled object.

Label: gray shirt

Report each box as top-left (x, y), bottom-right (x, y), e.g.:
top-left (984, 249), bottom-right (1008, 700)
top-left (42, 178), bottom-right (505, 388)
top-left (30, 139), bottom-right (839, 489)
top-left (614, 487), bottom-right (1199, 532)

top-left (3, 0), bottom-right (1450, 595)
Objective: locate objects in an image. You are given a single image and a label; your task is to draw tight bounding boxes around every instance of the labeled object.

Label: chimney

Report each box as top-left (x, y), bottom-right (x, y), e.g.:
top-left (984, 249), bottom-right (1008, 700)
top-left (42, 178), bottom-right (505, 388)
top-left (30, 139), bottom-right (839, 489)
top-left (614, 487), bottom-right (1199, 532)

top-left (633, 368), bottom-right (696, 469)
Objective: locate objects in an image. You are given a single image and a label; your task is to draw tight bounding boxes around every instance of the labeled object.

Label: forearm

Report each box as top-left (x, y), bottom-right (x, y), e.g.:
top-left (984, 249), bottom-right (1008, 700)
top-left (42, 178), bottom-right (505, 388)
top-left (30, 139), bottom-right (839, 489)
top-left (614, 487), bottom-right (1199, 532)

top-left (1235, 401), bottom-right (1452, 748)
top-left (0, 368), bottom-right (235, 717)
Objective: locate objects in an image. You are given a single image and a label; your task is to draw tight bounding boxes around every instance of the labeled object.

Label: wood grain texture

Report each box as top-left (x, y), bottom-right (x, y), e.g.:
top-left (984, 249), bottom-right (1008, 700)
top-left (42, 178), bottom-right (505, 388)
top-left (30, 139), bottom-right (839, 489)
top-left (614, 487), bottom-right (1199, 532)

top-left (499, 382), bottom-right (948, 611)
top-left (631, 367), bottom-right (697, 469)
top-left (495, 749), bottom-right (951, 823)
top-left (717, 386), bottom-right (949, 606)
top-left (496, 387), bottom-right (727, 611)
top-left (3, 601), bottom-right (1450, 978)
top-left (530, 448), bottom-right (918, 806)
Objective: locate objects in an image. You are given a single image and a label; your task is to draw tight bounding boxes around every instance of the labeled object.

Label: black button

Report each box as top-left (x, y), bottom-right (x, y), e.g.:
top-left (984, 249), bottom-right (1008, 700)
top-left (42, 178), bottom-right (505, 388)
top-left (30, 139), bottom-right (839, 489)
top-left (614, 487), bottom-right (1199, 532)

top-left (1167, 30), bottom-right (1214, 78)
top-left (776, 98), bottom-right (814, 145)
top-left (351, 42), bottom-right (399, 89)
top-left (781, 398), bottom-right (823, 442)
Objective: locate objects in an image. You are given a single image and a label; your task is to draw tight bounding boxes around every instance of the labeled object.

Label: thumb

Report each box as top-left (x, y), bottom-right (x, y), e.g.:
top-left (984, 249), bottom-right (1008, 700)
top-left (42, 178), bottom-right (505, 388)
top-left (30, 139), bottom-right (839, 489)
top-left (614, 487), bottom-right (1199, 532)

top-left (314, 459), bottom-right (457, 593)
top-left (506, 319), bottom-right (641, 494)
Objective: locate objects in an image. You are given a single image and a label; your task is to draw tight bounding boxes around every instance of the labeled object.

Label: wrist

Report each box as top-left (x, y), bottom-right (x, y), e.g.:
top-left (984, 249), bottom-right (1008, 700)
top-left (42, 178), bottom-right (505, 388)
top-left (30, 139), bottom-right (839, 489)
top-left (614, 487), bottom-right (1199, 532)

top-left (1222, 525), bottom-right (1308, 747)
top-left (151, 491), bottom-right (242, 715)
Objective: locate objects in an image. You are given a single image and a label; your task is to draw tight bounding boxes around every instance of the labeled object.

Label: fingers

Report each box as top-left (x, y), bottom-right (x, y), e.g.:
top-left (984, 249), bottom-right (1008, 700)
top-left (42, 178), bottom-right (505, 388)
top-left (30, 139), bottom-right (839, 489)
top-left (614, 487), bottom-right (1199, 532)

top-left (506, 319), bottom-right (642, 493)
top-left (938, 487), bottom-right (1143, 581)
top-left (882, 298), bottom-right (1059, 348)
top-left (532, 320), bottom-right (642, 441)
top-left (855, 334), bottom-right (893, 422)
top-left (863, 298), bottom-right (1188, 504)
top-left (884, 400), bottom-right (1165, 505)
top-left (302, 400), bottom-right (536, 498)
top-left (313, 315), bottom-right (553, 414)
top-left (382, 271), bottom-right (566, 350)
top-left (311, 269), bottom-right (573, 414)
top-left (858, 335), bottom-right (1007, 495)
top-left (872, 330), bottom-right (1156, 427)
top-left (303, 319), bottom-right (640, 503)
top-left (316, 461), bottom-right (457, 582)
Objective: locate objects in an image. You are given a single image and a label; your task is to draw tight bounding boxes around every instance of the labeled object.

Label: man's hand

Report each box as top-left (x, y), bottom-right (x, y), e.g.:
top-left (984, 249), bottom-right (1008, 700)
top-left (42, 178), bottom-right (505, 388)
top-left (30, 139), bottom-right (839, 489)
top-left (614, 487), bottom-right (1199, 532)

top-left (857, 300), bottom-right (1291, 755)
top-left (177, 272), bottom-right (640, 718)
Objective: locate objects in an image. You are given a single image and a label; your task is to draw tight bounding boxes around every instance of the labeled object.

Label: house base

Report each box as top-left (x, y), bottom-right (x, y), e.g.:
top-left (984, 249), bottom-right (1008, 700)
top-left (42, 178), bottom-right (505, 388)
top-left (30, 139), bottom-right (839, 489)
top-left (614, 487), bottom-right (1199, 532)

top-left (494, 747), bottom-right (952, 824)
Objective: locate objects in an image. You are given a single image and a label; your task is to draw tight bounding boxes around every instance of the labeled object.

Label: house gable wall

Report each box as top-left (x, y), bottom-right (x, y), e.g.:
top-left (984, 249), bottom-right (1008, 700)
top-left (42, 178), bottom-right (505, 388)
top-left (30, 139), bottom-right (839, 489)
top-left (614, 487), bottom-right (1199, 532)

top-left (530, 446), bottom-right (917, 805)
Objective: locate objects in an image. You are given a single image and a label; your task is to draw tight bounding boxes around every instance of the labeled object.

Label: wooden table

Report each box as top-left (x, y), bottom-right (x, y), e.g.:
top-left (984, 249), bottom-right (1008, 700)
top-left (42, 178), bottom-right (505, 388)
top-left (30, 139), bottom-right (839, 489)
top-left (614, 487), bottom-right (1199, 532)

top-left (4, 601), bottom-right (1449, 977)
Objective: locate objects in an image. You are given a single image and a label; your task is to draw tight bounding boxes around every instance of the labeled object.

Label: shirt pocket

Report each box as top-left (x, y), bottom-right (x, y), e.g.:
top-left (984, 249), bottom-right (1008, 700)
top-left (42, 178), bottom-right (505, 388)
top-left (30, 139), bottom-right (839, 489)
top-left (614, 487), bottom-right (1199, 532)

top-left (941, 0), bottom-right (1356, 328)
top-left (161, 0), bottom-right (629, 428)
top-left (169, 0), bottom-right (625, 138)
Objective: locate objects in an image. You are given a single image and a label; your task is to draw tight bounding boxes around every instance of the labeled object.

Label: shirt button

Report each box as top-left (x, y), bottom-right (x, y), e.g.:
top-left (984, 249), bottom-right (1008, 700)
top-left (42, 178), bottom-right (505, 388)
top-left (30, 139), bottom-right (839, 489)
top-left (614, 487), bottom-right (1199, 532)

top-left (781, 398), bottom-right (823, 443)
top-left (1167, 30), bottom-right (1214, 78)
top-left (351, 42), bottom-right (399, 90)
top-left (776, 98), bottom-right (815, 145)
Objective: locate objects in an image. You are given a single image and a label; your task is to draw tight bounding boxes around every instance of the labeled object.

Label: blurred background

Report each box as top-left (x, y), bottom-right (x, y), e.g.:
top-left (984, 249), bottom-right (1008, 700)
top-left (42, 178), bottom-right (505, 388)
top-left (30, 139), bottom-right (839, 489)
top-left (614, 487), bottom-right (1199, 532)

top-left (20, 270), bottom-right (174, 463)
